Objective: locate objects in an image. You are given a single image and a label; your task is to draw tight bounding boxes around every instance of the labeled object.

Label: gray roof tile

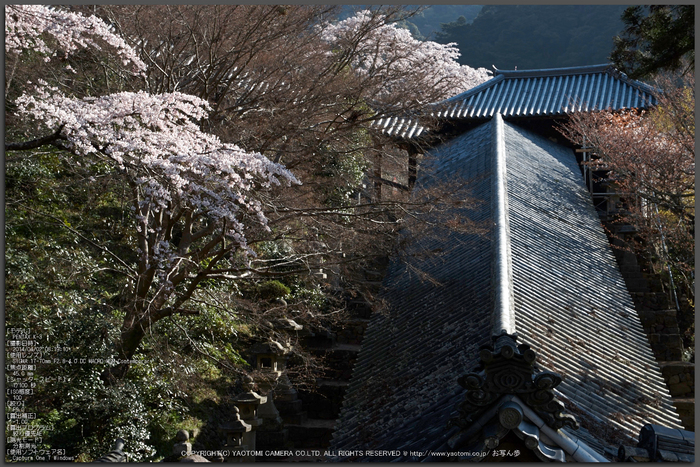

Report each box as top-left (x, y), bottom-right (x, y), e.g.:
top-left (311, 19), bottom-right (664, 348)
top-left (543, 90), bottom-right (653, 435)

top-left (372, 65), bottom-right (658, 139)
top-left (330, 115), bottom-right (681, 459)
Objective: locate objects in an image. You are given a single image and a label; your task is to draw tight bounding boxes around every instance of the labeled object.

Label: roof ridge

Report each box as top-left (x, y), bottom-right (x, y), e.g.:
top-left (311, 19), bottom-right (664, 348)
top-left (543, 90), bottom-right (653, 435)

top-left (490, 114), bottom-right (516, 338)
top-left (494, 63), bottom-right (611, 78)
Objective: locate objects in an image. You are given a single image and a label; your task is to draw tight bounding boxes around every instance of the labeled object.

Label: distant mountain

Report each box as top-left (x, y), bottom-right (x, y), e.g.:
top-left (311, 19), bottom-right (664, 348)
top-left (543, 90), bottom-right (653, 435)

top-left (337, 5), bottom-right (483, 40)
top-left (436, 5), bottom-right (629, 70)
top-left (400, 5), bottom-right (483, 40)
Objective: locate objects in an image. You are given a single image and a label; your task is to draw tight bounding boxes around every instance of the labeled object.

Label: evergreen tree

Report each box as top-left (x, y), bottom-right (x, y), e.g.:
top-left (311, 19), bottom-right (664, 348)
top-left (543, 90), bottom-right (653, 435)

top-left (610, 5), bottom-right (694, 79)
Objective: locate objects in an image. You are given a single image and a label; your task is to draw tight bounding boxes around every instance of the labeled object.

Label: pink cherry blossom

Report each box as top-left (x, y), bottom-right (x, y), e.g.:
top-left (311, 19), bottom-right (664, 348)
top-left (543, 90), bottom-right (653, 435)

top-left (5, 4), bottom-right (146, 73)
top-left (16, 85), bottom-right (299, 252)
top-left (7, 4), bottom-right (299, 260)
top-left (320, 10), bottom-right (491, 101)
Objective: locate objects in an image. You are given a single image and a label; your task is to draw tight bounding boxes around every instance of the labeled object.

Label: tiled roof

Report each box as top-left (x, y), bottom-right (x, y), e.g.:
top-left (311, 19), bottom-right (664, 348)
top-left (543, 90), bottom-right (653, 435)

top-left (371, 64), bottom-right (658, 138)
top-left (330, 115), bottom-right (682, 460)
top-left (503, 117), bottom-right (681, 440)
top-left (331, 122), bottom-right (495, 459)
top-left (439, 64), bottom-right (658, 118)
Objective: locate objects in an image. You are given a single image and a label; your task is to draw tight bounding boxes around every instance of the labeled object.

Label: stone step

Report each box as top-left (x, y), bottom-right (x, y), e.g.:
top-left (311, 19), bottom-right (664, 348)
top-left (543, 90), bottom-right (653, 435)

top-left (301, 331), bottom-right (336, 350)
top-left (285, 419), bottom-right (336, 449)
top-left (280, 410), bottom-right (307, 425)
top-left (256, 428), bottom-right (289, 450)
top-left (297, 380), bottom-right (350, 420)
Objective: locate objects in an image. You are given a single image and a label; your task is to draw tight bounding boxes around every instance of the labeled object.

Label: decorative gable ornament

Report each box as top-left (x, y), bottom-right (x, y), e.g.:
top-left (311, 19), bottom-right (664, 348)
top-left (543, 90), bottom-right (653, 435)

top-left (450, 333), bottom-right (578, 431)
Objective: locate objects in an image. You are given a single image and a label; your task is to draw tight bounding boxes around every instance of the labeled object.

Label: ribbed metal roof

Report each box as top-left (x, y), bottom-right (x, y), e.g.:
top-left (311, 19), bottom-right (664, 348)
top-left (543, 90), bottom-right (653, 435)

top-left (371, 64), bottom-right (659, 138)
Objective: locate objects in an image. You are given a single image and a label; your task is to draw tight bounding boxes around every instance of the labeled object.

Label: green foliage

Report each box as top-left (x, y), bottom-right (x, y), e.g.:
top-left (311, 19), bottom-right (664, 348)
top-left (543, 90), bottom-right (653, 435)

top-left (435, 5), bottom-right (628, 70)
top-left (313, 127), bottom-right (371, 208)
top-left (45, 372), bottom-right (156, 461)
top-left (257, 280), bottom-right (292, 300)
top-left (611, 6), bottom-right (694, 79)
top-left (5, 144), bottom-right (253, 460)
top-left (290, 283), bottom-right (328, 311)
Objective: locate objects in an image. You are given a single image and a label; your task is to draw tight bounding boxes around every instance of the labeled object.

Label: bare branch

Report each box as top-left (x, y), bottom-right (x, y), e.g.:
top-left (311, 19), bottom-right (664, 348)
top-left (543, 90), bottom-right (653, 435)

top-left (5, 126), bottom-right (66, 151)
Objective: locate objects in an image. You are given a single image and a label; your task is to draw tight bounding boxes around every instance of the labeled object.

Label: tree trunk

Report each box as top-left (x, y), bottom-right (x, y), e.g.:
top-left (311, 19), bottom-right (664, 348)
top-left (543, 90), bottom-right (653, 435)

top-left (100, 316), bottom-right (147, 384)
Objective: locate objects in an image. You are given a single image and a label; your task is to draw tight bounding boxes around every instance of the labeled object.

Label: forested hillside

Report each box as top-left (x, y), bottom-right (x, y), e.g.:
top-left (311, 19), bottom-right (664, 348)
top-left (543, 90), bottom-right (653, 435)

top-left (399, 5), bottom-right (484, 40)
top-left (437, 5), bottom-right (629, 70)
top-left (339, 5), bottom-right (483, 40)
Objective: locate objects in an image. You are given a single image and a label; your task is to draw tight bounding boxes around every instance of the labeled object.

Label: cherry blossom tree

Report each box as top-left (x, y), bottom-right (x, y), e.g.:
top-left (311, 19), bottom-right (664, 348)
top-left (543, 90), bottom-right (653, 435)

top-left (5, 4), bottom-right (298, 381)
top-left (6, 4), bottom-right (490, 383)
top-left (98, 5), bottom-right (490, 291)
top-left (4, 4), bottom-right (145, 70)
top-left (98, 6), bottom-right (490, 171)
top-left (5, 4), bottom-right (490, 458)
top-left (319, 9), bottom-right (491, 103)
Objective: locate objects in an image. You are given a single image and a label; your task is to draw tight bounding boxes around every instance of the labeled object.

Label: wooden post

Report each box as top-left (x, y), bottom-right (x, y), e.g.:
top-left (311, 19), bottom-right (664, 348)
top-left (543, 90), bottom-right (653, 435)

top-left (373, 147), bottom-right (382, 201)
top-left (408, 146), bottom-right (418, 190)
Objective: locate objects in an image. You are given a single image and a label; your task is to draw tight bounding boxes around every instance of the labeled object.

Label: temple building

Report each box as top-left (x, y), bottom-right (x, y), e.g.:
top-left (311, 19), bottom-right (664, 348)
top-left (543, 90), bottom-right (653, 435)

top-left (329, 65), bottom-right (694, 462)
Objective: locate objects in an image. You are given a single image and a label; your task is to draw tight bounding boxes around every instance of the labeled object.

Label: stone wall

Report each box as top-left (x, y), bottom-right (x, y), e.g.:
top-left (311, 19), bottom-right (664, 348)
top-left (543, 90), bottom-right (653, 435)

top-left (635, 307), bottom-right (684, 362)
top-left (659, 361), bottom-right (695, 398)
top-left (658, 361), bottom-right (695, 431)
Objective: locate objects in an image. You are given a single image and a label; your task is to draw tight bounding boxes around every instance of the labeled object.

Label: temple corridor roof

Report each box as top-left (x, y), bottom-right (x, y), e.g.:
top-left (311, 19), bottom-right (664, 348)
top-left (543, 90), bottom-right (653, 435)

top-left (330, 115), bottom-right (682, 461)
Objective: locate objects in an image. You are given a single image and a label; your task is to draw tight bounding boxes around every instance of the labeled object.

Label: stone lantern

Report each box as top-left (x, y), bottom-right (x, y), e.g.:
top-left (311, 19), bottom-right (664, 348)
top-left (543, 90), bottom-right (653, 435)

top-left (250, 341), bottom-right (296, 400)
top-left (249, 341), bottom-right (304, 424)
top-left (250, 341), bottom-right (288, 376)
top-left (220, 407), bottom-right (251, 463)
top-left (232, 375), bottom-right (266, 462)
top-left (249, 341), bottom-right (288, 449)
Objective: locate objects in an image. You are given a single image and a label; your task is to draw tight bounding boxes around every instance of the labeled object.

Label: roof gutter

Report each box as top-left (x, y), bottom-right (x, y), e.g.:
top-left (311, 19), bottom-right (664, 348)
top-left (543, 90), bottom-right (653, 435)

top-left (490, 113), bottom-right (516, 337)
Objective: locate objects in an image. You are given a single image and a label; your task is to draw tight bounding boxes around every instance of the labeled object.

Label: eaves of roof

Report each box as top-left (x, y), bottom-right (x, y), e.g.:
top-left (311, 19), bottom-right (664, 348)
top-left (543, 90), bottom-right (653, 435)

top-left (370, 64), bottom-right (660, 139)
top-left (436, 64), bottom-right (659, 119)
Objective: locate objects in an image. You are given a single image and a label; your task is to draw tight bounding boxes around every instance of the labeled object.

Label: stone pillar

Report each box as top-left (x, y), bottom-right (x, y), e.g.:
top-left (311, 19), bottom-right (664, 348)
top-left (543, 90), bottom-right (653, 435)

top-left (232, 376), bottom-right (265, 462)
top-left (173, 429), bottom-right (192, 458)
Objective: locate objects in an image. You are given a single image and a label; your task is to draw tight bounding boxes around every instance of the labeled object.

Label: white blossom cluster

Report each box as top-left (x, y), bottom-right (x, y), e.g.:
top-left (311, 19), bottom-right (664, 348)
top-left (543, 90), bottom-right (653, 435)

top-left (16, 84), bottom-right (299, 251)
top-left (5, 4), bottom-right (146, 72)
top-left (320, 10), bottom-right (491, 101)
